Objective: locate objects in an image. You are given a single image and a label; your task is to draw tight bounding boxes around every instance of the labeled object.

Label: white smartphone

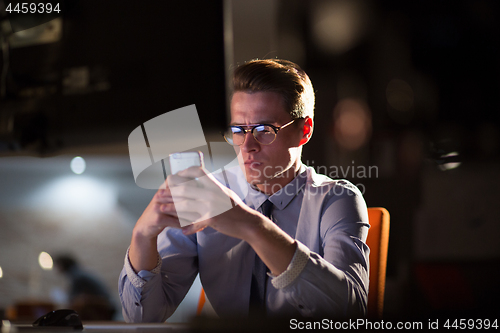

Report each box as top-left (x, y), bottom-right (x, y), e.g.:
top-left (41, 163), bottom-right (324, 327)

top-left (169, 151), bottom-right (204, 175)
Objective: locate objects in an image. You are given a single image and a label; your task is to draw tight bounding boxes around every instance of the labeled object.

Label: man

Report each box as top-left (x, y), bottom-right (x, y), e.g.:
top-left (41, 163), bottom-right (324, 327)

top-left (119, 59), bottom-right (370, 321)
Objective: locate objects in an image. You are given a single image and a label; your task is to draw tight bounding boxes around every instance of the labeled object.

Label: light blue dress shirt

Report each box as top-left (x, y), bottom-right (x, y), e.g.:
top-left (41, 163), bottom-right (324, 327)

top-left (118, 163), bottom-right (370, 322)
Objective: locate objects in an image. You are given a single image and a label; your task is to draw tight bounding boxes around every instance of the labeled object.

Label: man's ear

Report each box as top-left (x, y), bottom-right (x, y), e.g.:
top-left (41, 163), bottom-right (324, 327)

top-left (299, 117), bottom-right (313, 146)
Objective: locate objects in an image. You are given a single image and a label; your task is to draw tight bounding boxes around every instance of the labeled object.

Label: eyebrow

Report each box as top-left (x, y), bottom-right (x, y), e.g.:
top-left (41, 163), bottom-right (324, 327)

top-left (229, 121), bottom-right (276, 126)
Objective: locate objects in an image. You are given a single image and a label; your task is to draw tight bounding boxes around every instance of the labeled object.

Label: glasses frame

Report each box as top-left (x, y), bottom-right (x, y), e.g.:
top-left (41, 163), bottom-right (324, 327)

top-left (223, 118), bottom-right (299, 146)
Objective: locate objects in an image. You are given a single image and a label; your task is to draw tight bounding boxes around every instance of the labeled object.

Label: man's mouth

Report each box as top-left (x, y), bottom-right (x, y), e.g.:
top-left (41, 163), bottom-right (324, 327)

top-left (244, 160), bottom-right (263, 168)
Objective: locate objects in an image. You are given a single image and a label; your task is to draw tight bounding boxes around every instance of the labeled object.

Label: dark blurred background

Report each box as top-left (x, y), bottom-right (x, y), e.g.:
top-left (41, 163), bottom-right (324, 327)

top-left (0, 0), bottom-right (499, 323)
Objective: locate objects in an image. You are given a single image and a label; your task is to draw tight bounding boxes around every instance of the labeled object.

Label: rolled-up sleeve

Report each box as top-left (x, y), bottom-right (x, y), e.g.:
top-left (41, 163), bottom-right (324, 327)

top-left (118, 228), bottom-right (199, 323)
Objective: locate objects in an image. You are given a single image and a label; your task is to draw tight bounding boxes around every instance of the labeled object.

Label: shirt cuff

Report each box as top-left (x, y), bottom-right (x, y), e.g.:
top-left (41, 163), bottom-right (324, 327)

top-left (124, 247), bottom-right (162, 289)
top-left (270, 240), bottom-right (310, 289)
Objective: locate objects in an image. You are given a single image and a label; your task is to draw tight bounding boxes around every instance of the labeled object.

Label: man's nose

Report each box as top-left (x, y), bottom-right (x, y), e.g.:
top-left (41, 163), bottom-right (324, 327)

top-left (240, 131), bottom-right (260, 152)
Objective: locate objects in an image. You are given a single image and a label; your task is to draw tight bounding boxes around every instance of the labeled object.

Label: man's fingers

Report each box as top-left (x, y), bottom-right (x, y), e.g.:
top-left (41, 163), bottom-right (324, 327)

top-left (148, 214), bottom-right (182, 233)
top-left (178, 166), bottom-right (205, 179)
top-left (156, 184), bottom-right (174, 199)
top-left (165, 170), bottom-right (194, 189)
top-left (155, 191), bottom-right (174, 204)
top-left (160, 203), bottom-right (201, 222)
top-left (169, 183), bottom-right (212, 200)
top-left (178, 167), bottom-right (220, 189)
top-left (182, 222), bottom-right (208, 235)
top-left (169, 166), bottom-right (214, 186)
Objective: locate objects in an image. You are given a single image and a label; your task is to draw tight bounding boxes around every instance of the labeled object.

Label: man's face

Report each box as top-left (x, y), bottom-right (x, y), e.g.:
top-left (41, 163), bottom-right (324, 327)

top-left (230, 91), bottom-right (304, 192)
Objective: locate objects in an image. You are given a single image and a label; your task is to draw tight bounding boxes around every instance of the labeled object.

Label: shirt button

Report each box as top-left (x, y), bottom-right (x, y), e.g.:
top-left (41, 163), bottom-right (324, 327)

top-left (135, 302), bottom-right (140, 306)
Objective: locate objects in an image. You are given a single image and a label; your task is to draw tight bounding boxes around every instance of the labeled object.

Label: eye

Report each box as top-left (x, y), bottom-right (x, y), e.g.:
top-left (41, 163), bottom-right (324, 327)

top-left (255, 125), bottom-right (273, 134)
top-left (231, 126), bottom-right (243, 134)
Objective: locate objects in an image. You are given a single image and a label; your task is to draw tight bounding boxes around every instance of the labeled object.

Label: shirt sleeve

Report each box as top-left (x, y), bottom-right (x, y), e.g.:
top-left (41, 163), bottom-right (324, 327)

top-left (270, 241), bottom-right (309, 289)
top-left (270, 183), bottom-right (370, 318)
top-left (123, 247), bottom-right (162, 289)
top-left (118, 228), bottom-right (199, 323)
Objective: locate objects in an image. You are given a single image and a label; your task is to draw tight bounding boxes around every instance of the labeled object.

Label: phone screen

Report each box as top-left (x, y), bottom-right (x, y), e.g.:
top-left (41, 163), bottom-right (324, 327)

top-left (169, 152), bottom-right (203, 175)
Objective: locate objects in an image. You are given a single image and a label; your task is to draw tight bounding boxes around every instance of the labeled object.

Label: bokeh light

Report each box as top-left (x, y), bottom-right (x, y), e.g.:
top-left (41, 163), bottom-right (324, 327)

top-left (438, 152), bottom-right (461, 171)
top-left (29, 175), bottom-right (117, 215)
top-left (70, 156), bottom-right (86, 174)
top-left (38, 252), bottom-right (53, 270)
top-left (333, 98), bottom-right (372, 150)
top-left (310, 0), bottom-right (369, 55)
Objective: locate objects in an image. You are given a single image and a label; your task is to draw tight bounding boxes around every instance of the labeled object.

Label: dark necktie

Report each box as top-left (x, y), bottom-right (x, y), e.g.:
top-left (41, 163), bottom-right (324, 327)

top-left (249, 199), bottom-right (273, 315)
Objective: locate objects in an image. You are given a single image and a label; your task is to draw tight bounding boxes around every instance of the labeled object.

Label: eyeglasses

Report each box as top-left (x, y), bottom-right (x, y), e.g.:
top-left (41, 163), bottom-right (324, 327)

top-left (223, 119), bottom-right (299, 146)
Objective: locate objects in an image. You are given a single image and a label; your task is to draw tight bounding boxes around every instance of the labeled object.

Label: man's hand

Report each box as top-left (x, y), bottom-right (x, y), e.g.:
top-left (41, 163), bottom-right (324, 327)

top-left (134, 189), bottom-right (181, 239)
top-left (128, 181), bottom-right (185, 272)
top-left (128, 167), bottom-right (232, 272)
top-left (166, 166), bottom-right (256, 238)
top-left (130, 165), bottom-right (296, 276)
top-left (165, 166), bottom-right (297, 276)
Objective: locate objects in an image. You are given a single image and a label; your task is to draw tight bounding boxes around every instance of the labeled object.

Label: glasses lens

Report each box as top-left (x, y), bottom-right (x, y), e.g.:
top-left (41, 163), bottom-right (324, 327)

top-left (253, 125), bottom-right (276, 145)
top-left (224, 127), bottom-right (244, 146)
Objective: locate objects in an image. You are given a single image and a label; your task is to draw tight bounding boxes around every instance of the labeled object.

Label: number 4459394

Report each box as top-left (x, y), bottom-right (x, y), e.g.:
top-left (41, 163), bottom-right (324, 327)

top-left (6, 3), bottom-right (60, 14)
top-left (444, 319), bottom-right (498, 330)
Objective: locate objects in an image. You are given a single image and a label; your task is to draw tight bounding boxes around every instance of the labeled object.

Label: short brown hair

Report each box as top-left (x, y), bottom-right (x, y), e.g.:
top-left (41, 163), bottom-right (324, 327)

top-left (233, 59), bottom-right (315, 119)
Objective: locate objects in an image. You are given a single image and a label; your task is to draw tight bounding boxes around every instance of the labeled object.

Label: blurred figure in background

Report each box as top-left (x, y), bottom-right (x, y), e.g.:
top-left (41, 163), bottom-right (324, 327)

top-left (54, 255), bottom-right (115, 321)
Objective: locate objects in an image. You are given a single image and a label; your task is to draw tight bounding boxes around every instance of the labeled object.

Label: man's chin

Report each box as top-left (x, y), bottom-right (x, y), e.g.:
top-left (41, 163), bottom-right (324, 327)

top-left (246, 177), bottom-right (265, 186)
top-left (245, 174), bottom-right (274, 188)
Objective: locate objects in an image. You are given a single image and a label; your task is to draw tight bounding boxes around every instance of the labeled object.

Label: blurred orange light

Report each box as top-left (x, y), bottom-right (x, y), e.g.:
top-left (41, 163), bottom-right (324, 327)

top-left (333, 98), bottom-right (372, 150)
